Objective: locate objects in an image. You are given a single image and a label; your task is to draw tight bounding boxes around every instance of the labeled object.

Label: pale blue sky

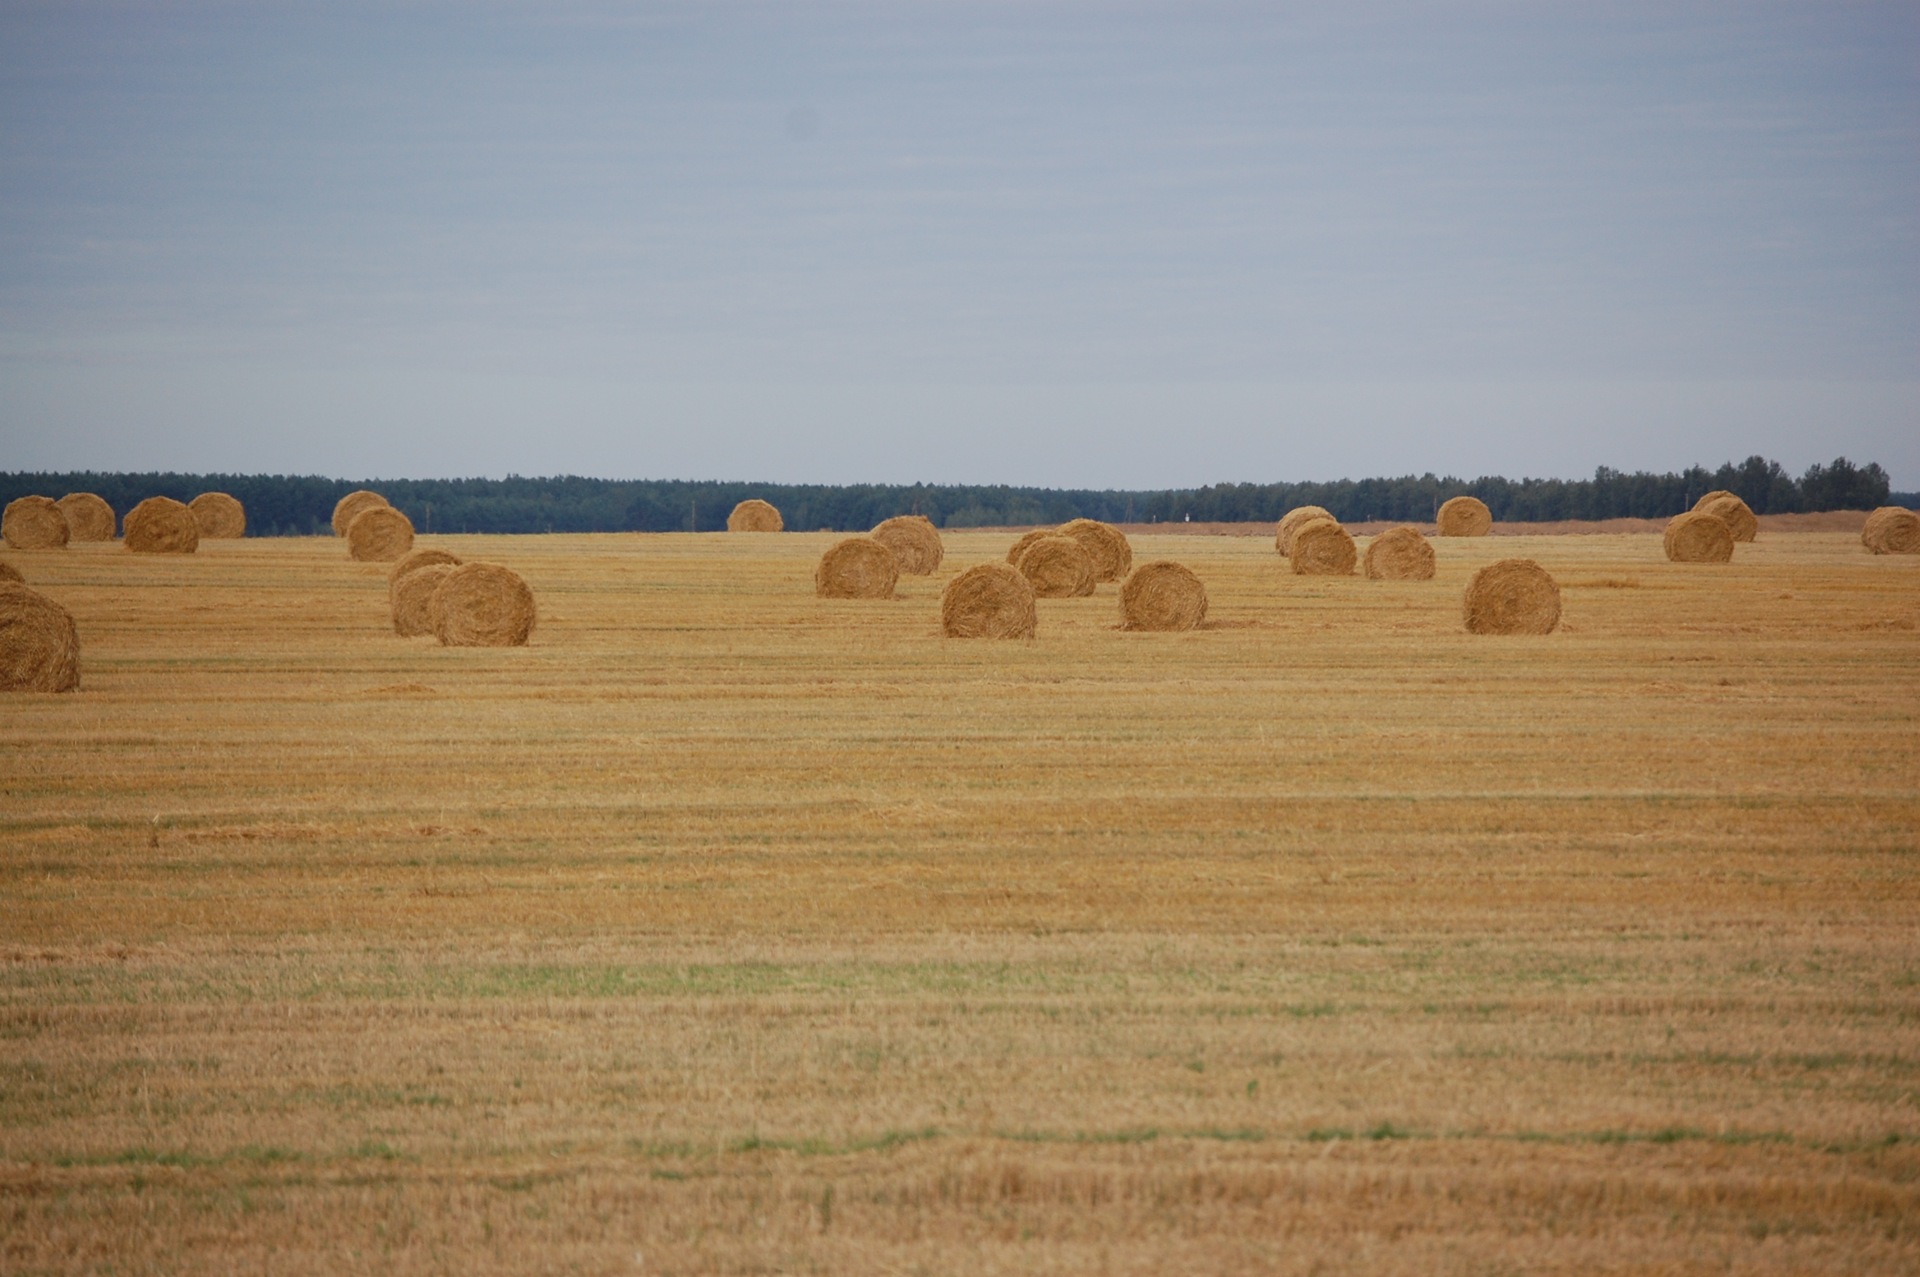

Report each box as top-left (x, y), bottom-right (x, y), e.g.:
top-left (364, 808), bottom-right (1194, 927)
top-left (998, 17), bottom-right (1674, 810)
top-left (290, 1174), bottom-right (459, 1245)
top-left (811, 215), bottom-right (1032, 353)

top-left (2, 1), bottom-right (1915, 486)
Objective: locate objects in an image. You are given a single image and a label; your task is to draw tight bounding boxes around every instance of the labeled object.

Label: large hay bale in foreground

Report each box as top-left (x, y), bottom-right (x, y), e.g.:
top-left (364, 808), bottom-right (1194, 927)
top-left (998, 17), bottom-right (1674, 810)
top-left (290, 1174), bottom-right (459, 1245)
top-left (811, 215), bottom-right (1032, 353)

top-left (1057, 518), bottom-right (1132, 582)
top-left (431, 563), bottom-right (536, 647)
top-left (726, 499), bottom-right (784, 532)
top-left (388, 547), bottom-right (463, 585)
top-left (941, 563), bottom-right (1036, 638)
top-left (1697, 493), bottom-right (1757, 542)
top-left (0, 561), bottom-right (21, 584)
top-left (57, 493), bottom-right (116, 541)
top-left (815, 536), bottom-right (899, 598)
top-left (1363, 526), bottom-right (1436, 580)
top-left (189, 492), bottom-right (246, 539)
top-left (332, 490), bottom-right (390, 537)
top-left (0, 583), bottom-right (79, 693)
top-left (1290, 517), bottom-right (1356, 576)
top-left (1274, 505), bottom-right (1333, 556)
top-left (346, 506), bottom-right (415, 562)
top-left (1014, 534), bottom-right (1096, 598)
top-left (1664, 511), bottom-right (1734, 563)
top-left (1464, 558), bottom-right (1561, 635)
top-left (871, 515), bottom-right (944, 574)
top-left (1436, 495), bottom-right (1493, 537)
top-left (1005, 528), bottom-right (1056, 567)
top-left (1862, 506), bottom-right (1920, 555)
top-left (1119, 561), bottom-right (1208, 631)
top-left (391, 563), bottom-right (458, 637)
top-left (123, 497), bottom-right (199, 554)
top-left (2, 497), bottom-right (69, 550)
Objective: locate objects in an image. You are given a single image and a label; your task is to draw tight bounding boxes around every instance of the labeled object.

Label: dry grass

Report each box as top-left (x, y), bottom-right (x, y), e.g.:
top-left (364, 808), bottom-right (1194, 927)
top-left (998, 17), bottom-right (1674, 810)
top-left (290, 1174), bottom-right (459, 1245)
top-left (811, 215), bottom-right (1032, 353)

top-left (2, 529), bottom-right (1918, 1273)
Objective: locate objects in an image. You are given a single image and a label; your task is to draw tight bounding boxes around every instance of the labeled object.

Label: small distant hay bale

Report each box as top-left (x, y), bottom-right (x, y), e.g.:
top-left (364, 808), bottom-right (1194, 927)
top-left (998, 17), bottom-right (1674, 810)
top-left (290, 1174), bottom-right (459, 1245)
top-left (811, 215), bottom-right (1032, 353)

top-left (1005, 528), bottom-right (1056, 566)
top-left (726, 499), bottom-right (784, 532)
top-left (431, 563), bottom-right (536, 647)
top-left (815, 536), bottom-right (899, 598)
top-left (332, 490), bottom-right (390, 537)
top-left (188, 492), bottom-right (246, 539)
top-left (1463, 558), bottom-right (1561, 635)
top-left (1119, 561), bottom-right (1208, 631)
top-left (1861, 506), bottom-right (1920, 555)
top-left (391, 562), bottom-right (458, 636)
top-left (0, 560), bottom-right (22, 584)
top-left (347, 506), bottom-right (415, 562)
top-left (1014, 534), bottom-right (1096, 598)
top-left (123, 497), bottom-right (199, 554)
top-left (941, 563), bottom-right (1036, 638)
top-left (1057, 518), bottom-right (1132, 582)
top-left (388, 547), bottom-right (463, 585)
top-left (1363, 526), bottom-right (1436, 580)
top-left (0, 583), bottom-right (80, 693)
top-left (1436, 496), bottom-right (1493, 537)
top-left (2, 497), bottom-right (69, 550)
top-left (1275, 506), bottom-right (1333, 556)
top-left (1696, 493), bottom-right (1756, 542)
top-left (1663, 511), bottom-right (1734, 563)
top-left (57, 493), bottom-right (116, 541)
top-left (1290, 517), bottom-right (1356, 576)
top-left (871, 515), bottom-right (944, 574)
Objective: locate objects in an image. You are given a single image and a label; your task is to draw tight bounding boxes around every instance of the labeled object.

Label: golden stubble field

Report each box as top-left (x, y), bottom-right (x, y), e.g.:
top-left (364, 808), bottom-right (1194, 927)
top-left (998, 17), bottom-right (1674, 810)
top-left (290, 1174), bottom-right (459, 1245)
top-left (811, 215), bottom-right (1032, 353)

top-left (2, 527), bottom-right (1918, 1275)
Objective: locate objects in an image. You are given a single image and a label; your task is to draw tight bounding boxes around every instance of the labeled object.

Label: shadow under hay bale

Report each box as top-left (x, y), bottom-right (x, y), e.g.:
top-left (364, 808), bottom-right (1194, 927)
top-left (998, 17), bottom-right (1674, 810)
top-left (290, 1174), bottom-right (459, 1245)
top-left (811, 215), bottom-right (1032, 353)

top-left (941, 563), bottom-right (1036, 638)
top-left (1290, 517), bottom-right (1356, 576)
top-left (388, 548), bottom-right (463, 585)
top-left (1015, 534), bottom-right (1096, 598)
top-left (1862, 506), bottom-right (1920, 555)
top-left (871, 515), bottom-right (944, 574)
top-left (1005, 528), bottom-right (1055, 567)
top-left (726, 499), bottom-right (784, 532)
top-left (1120, 561), bottom-right (1208, 631)
top-left (392, 563), bottom-right (458, 636)
top-left (815, 537), bottom-right (899, 599)
top-left (124, 497), bottom-right (199, 554)
top-left (431, 563), bottom-right (535, 647)
top-left (1057, 518), bottom-right (1131, 582)
top-left (1437, 496), bottom-right (1493, 537)
top-left (1664, 511), bottom-right (1735, 563)
top-left (56, 493), bottom-right (116, 541)
top-left (1274, 505), bottom-right (1333, 556)
top-left (3, 497), bottom-right (69, 550)
top-left (0, 583), bottom-right (79, 693)
top-left (347, 506), bottom-right (415, 562)
top-left (1464, 558), bottom-right (1561, 635)
top-left (1696, 493), bottom-right (1757, 543)
top-left (332, 490), bottom-right (390, 537)
top-left (1363, 526), bottom-right (1436, 580)
top-left (189, 492), bottom-right (246, 539)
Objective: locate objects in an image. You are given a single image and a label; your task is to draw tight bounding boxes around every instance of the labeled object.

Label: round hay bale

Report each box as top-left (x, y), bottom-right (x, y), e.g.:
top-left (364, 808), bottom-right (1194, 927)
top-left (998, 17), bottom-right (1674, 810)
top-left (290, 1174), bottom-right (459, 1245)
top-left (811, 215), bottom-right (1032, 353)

top-left (1005, 528), bottom-right (1056, 567)
top-left (1663, 511), bottom-right (1734, 563)
top-left (1436, 495), bottom-right (1493, 537)
top-left (56, 493), bottom-right (116, 541)
top-left (1692, 489), bottom-right (1736, 510)
top-left (726, 499), bottom-right (784, 532)
top-left (1057, 518), bottom-right (1132, 582)
top-left (1274, 505), bottom-right (1333, 556)
top-left (431, 563), bottom-right (536, 647)
top-left (0, 560), bottom-right (22, 584)
top-left (870, 515), bottom-right (944, 574)
top-left (391, 562), bottom-right (457, 637)
top-left (1697, 493), bottom-right (1757, 542)
top-left (2, 497), bottom-right (69, 550)
top-left (188, 492), bottom-right (246, 539)
top-left (941, 563), bottom-right (1036, 638)
top-left (1363, 526), bottom-right (1436, 580)
top-left (1463, 558), bottom-right (1561, 635)
top-left (815, 536), bottom-right (899, 599)
top-left (331, 490), bottom-right (390, 537)
top-left (1119, 560), bottom-right (1208, 631)
top-left (123, 497), bottom-right (199, 554)
top-left (346, 506), bottom-right (415, 562)
top-left (1861, 506), bottom-right (1920, 555)
top-left (0, 583), bottom-right (80, 693)
top-left (1014, 534), bottom-right (1096, 598)
top-left (1290, 517), bottom-right (1356, 576)
top-left (387, 547), bottom-right (463, 586)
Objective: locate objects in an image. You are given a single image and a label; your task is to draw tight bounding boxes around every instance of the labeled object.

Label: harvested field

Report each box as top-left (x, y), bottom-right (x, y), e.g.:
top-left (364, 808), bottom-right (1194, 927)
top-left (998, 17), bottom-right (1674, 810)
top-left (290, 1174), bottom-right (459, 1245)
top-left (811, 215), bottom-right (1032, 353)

top-left (2, 529), bottom-right (1917, 1274)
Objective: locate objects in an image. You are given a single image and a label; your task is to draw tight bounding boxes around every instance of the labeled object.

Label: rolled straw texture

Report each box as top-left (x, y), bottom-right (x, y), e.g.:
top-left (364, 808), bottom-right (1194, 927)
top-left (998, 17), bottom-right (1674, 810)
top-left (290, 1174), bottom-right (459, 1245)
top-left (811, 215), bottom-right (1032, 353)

top-left (0, 583), bottom-right (80, 693)
top-left (1290, 517), bottom-right (1356, 576)
top-left (870, 515), bottom-right (944, 574)
top-left (1692, 490), bottom-right (1736, 510)
top-left (1861, 507), bottom-right (1920, 555)
top-left (388, 548), bottom-right (463, 586)
top-left (1005, 528), bottom-right (1055, 567)
top-left (1697, 494), bottom-right (1757, 543)
top-left (1119, 561), bottom-right (1208, 631)
top-left (391, 563), bottom-right (457, 637)
top-left (332, 490), bottom-right (390, 537)
top-left (3, 497), bottom-right (68, 550)
top-left (1275, 506), bottom-right (1333, 556)
top-left (431, 563), bottom-right (536, 647)
top-left (0, 560), bottom-right (22, 584)
top-left (123, 497), bottom-right (199, 554)
top-left (1057, 518), bottom-right (1132, 582)
top-left (1363, 526), bottom-right (1436, 580)
top-left (1664, 511), bottom-right (1734, 563)
top-left (56, 493), bottom-right (116, 541)
top-left (1015, 535), bottom-right (1096, 598)
top-left (1436, 496), bottom-right (1493, 537)
top-left (189, 492), bottom-right (246, 539)
top-left (726, 499), bottom-right (784, 532)
top-left (347, 506), bottom-right (415, 562)
top-left (815, 537), bottom-right (899, 599)
top-left (1463, 558), bottom-right (1561, 635)
top-left (941, 563), bottom-right (1036, 638)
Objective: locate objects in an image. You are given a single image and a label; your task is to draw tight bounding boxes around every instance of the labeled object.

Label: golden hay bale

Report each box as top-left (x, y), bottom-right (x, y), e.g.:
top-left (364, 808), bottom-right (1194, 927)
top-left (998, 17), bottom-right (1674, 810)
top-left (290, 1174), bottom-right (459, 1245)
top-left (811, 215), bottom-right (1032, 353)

top-left (871, 515), bottom-right (944, 574)
top-left (388, 547), bottom-right (463, 585)
top-left (1463, 558), bottom-right (1561, 635)
top-left (1057, 518), bottom-right (1132, 582)
top-left (1663, 511), bottom-right (1734, 563)
top-left (1274, 505), bottom-right (1333, 556)
top-left (1290, 517), bottom-right (1356, 576)
top-left (2, 496), bottom-right (69, 550)
top-left (0, 560), bottom-right (21, 584)
top-left (188, 492), bottom-right (246, 539)
top-left (0, 583), bottom-right (80, 693)
top-left (1005, 528), bottom-right (1056, 566)
top-left (391, 562), bottom-right (457, 637)
top-left (1015, 534), bottom-right (1096, 598)
top-left (941, 563), bottom-right (1036, 638)
top-left (431, 563), bottom-right (536, 647)
top-left (1861, 506), bottom-right (1920, 555)
top-left (815, 536), bottom-right (899, 598)
top-left (726, 499), bottom-right (784, 532)
top-left (1696, 493), bottom-right (1756, 542)
top-left (331, 489), bottom-right (390, 537)
top-left (57, 493), bottom-right (116, 541)
top-left (1119, 560), bottom-right (1208, 631)
top-left (1692, 489), bottom-right (1735, 509)
top-left (1436, 495), bottom-right (1493, 537)
top-left (1363, 526), bottom-right (1436, 580)
top-left (346, 505), bottom-right (415, 562)
top-left (123, 497), bottom-right (199, 554)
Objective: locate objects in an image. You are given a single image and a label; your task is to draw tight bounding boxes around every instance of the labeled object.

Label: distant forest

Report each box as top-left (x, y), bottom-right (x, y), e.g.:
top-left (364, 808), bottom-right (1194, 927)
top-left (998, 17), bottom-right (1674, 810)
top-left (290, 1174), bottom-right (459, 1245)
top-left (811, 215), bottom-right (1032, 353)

top-left (1, 456), bottom-right (1900, 537)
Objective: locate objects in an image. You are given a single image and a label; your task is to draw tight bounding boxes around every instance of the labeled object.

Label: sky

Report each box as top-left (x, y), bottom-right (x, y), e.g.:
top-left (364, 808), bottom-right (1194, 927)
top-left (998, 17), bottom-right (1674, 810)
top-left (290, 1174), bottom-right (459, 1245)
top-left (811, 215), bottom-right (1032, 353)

top-left (1, 1), bottom-right (1915, 488)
